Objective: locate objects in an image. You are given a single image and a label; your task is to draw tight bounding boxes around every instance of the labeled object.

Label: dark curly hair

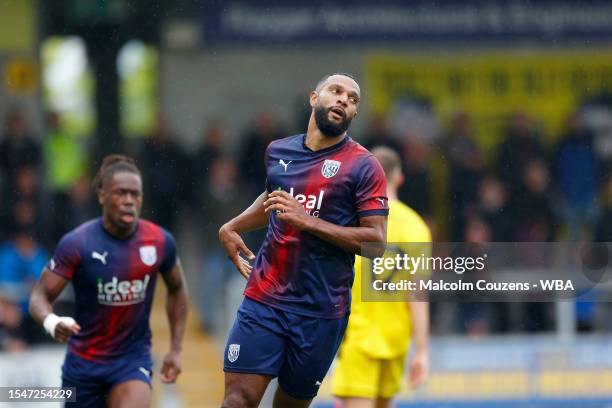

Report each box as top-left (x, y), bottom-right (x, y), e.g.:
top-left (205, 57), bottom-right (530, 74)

top-left (92, 154), bottom-right (141, 190)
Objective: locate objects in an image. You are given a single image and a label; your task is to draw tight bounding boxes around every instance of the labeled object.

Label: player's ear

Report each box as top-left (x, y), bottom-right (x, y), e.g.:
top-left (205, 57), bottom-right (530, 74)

top-left (97, 188), bottom-right (105, 205)
top-left (309, 90), bottom-right (318, 108)
top-left (397, 171), bottom-right (405, 188)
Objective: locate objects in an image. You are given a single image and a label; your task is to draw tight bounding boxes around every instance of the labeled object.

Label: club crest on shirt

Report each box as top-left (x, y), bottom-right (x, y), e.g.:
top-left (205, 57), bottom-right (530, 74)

top-left (321, 159), bottom-right (341, 178)
top-left (228, 344), bottom-right (240, 362)
top-left (139, 246), bottom-right (157, 266)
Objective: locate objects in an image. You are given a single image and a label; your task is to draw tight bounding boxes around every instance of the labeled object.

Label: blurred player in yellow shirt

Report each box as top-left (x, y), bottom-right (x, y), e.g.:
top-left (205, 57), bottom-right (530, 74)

top-left (332, 146), bottom-right (431, 408)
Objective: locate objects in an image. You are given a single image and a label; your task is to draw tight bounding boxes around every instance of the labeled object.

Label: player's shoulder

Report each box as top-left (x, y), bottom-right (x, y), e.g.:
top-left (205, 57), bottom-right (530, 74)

top-left (138, 219), bottom-right (176, 244)
top-left (53, 219), bottom-right (100, 256)
top-left (346, 138), bottom-right (382, 164)
top-left (346, 137), bottom-right (372, 156)
top-left (61, 218), bottom-right (100, 243)
top-left (344, 138), bottom-right (384, 174)
top-left (267, 134), bottom-right (304, 153)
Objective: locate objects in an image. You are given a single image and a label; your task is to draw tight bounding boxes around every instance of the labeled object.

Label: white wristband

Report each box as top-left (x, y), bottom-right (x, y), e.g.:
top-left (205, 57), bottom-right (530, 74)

top-left (43, 313), bottom-right (60, 338)
top-left (43, 314), bottom-right (76, 339)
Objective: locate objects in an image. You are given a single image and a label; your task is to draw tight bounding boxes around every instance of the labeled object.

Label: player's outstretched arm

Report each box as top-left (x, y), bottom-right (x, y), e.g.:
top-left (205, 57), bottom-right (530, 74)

top-left (29, 269), bottom-right (81, 342)
top-left (408, 301), bottom-right (430, 389)
top-left (219, 191), bottom-right (269, 278)
top-left (160, 259), bottom-right (188, 384)
top-left (263, 190), bottom-right (387, 258)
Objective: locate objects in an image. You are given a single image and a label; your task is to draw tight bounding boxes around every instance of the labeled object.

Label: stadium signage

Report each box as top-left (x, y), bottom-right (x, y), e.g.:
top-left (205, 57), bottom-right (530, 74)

top-left (201, 1), bottom-right (612, 44)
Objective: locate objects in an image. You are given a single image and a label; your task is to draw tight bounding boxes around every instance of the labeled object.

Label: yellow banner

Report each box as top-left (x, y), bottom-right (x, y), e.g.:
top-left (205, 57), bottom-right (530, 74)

top-left (367, 52), bottom-right (612, 150)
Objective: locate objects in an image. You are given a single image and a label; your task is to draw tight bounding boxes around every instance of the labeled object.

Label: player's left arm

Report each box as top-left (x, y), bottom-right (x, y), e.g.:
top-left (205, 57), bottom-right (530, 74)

top-left (407, 227), bottom-right (432, 389)
top-left (264, 191), bottom-right (387, 257)
top-left (160, 259), bottom-right (188, 383)
top-left (408, 301), bottom-right (429, 389)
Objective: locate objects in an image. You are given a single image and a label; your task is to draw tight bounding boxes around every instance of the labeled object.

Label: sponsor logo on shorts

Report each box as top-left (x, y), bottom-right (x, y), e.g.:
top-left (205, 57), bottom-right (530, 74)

top-left (228, 344), bottom-right (240, 363)
top-left (139, 367), bottom-right (151, 378)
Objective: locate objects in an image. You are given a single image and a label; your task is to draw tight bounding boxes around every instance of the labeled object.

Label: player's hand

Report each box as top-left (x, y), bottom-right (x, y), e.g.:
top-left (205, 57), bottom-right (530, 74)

top-left (409, 350), bottom-right (429, 389)
top-left (54, 321), bottom-right (81, 343)
top-left (160, 350), bottom-right (182, 383)
top-left (219, 224), bottom-right (255, 279)
top-left (263, 191), bottom-right (311, 230)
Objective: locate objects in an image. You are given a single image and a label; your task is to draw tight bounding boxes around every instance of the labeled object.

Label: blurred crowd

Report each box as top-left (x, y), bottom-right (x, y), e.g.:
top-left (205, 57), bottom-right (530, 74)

top-left (0, 104), bottom-right (611, 351)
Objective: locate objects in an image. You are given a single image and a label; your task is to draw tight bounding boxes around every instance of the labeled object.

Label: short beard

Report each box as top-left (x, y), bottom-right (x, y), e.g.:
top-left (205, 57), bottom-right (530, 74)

top-left (314, 105), bottom-right (352, 138)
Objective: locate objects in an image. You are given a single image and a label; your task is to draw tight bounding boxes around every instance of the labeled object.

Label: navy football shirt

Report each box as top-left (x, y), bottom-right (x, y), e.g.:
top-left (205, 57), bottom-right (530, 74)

top-left (48, 219), bottom-right (176, 362)
top-left (244, 134), bottom-right (388, 318)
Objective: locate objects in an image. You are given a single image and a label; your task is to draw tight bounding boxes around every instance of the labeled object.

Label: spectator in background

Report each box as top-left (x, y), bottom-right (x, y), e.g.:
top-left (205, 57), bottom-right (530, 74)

top-left (511, 159), bottom-right (556, 333)
top-left (398, 138), bottom-right (432, 219)
top-left (554, 112), bottom-right (599, 241)
top-left (44, 111), bottom-right (88, 242)
top-left (476, 176), bottom-right (513, 242)
top-left (237, 112), bottom-right (282, 252)
top-left (0, 202), bottom-right (48, 349)
top-left (0, 109), bottom-right (41, 192)
top-left (63, 175), bottom-right (98, 230)
top-left (594, 175), bottom-right (612, 242)
top-left (198, 156), bottom-right (249, 333)
top-left (497, 112), bottom-right (545, 195)
top-left (592, 176), bottom-right (612, 332)
top-left (238, 112), bottom-right (282, 198)
top-left (0, 297), bottom-right (25, 351)
top-left (190, 120), bottom-right (226, 208)
top-left (1, 166), bottom-right (41, 242)
top-left (443, 111), bottom-right (485, 240)
top-left (511, 159), bottom-right (557, 242)
top-left (361, 114), bottom-right (402, 154)
top-left (140, 114), bottom-right (188, 232)
top-left (458, 216), bottom-right (493, 336)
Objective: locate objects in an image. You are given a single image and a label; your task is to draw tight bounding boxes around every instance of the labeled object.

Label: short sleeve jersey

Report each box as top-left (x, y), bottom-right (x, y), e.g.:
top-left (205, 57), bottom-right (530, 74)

top-left (244, 134), bottom-right (388, 318)
top-left (48, 218), bottom-right (176, 362)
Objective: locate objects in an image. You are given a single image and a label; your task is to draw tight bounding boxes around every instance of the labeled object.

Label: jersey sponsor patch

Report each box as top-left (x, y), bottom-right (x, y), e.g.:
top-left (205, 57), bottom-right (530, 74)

top-left (97, 275), bottom-right (151, 306)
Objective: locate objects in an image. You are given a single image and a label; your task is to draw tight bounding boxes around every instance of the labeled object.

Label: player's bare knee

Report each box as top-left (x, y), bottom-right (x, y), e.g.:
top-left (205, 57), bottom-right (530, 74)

top-left (222, 388), bottom-right (259, 408)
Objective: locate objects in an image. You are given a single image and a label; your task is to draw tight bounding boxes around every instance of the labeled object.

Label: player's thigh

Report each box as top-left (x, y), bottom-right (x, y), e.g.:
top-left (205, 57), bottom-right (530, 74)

top-left (223, 298), bottom-right (287, 406)
top-left (62, 353), bottom-right (107, 408)
top-left (343, 398), bottom-right (376, 408)
top-left (107, 380), bottom-right (151, 408)
top-left (223, 372), bottom-right (273, 408)
top-left (332, 341), bottom-right (381, 400)
top-left (62, 376), bottom-right (106, 408)
top-left (279, 314), bottom-right (349, 400)
top-left (377, 355), bottom-right (406, 399)
top-left (374, 397), bottom-right (392, 408)
top-left (224, 298), bottom-right (287, 376)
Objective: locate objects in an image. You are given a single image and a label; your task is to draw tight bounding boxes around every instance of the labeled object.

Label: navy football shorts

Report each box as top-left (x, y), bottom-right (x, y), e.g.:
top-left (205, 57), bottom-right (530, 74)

top-left (61, 351), bottom-right (153, 407)
top-left (224, 296), bottom-right (349, 399)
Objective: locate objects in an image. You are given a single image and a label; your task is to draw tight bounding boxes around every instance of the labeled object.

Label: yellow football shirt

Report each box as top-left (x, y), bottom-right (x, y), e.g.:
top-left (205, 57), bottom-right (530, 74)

top-left (349, 199), bottom-right (431, 359)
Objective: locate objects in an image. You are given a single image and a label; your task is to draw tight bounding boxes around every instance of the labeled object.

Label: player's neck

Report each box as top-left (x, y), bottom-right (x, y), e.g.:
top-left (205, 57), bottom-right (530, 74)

top-left (387, 189), bottom-right (398, 201)
top-left (102, 218), bottom-right (137, 240)
top-left (306, 117), bottom-right (346, 152)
